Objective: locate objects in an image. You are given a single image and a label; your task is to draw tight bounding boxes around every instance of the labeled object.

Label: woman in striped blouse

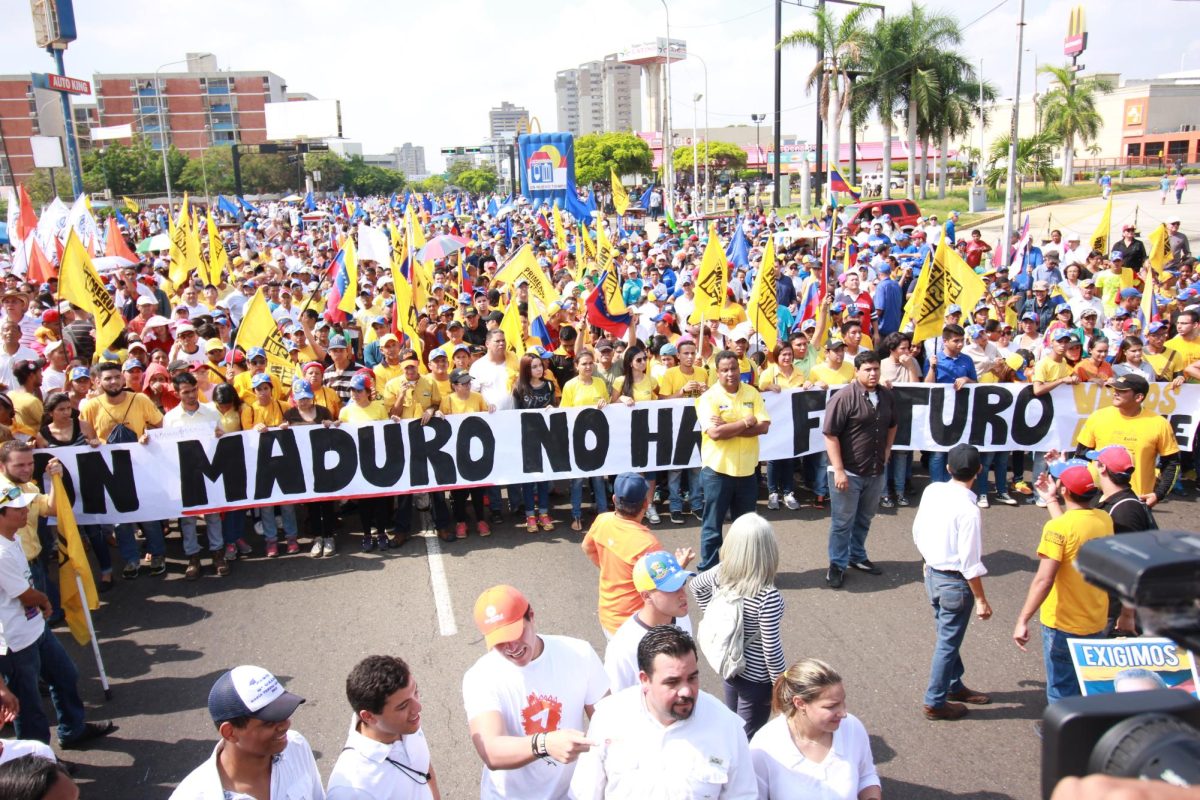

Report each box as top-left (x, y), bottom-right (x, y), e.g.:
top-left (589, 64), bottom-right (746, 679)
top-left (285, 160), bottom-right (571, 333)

top-left (690, 512), bottom-right (786, 738)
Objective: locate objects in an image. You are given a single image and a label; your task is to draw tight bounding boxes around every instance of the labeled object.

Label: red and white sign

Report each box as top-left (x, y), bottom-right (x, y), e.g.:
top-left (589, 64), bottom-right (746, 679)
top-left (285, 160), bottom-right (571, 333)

top-left (47, 74), bottom-right (91, 95)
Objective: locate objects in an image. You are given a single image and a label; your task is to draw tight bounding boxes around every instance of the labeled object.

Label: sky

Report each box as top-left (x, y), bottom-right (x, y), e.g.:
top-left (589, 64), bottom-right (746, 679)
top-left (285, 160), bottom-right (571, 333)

top-left (3, 0), bottom-right (1198, 174)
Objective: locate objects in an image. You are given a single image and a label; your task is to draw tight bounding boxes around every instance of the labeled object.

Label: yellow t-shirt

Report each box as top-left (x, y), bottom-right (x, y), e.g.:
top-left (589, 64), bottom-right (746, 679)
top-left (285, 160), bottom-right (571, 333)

top-left (339, 401), bottom-right (389, 423)
top-left (383, 374), bottom-right (440, 418)
top-left (440, 391), bottom-right (488, 415)
top-left (233, 370), bottom-right (288, 404)
top-left (658, 366), bottom-right (711, 399)
top-left (1033, 357), bottom-right (1074, 384)
top-left (373, 362), bottom-right (405, 389)
top-left (809, 360), bottom-right (855, 386)
top-left (241, 399), bottom-right (287, 429)
top-left (217, 407), bottom-right (242, 433)
top-left (1037, 509), bottom-right (1114, 634)
top-left (1165, 335), bottom-right (1200, 381)
top-left (81, 392), bottom-right (164, 440)
top-left (1077, 406), bottom-right (1180, 497)
top-left (696, 382), bottom-right (770, 478)
top-left (612, 374), bottom-right (659, 402)
top-left (757, 364), bottom-right (807, 391)
top-left (8, 391), bottom-right (43, 437)
top-left (1143, 348), bottom-right (1180, 381)
top-left (309, 384), bottom-right (342, 418)
top-left (718, 303), bottom-right (748, 328)
top-left (560, 376), bottom-right (609, 408)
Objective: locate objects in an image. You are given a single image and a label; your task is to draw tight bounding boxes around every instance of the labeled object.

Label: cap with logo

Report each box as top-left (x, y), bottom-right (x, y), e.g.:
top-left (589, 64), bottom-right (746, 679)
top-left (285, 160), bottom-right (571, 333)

top-left (327, 335), bottom-right (348, 349)
top-left (207, 665), bottom-right (305, 724)
top-left (473, 585), bottom-right (530, 649)
top-left (632, 550), bottom-right (695, 593)
top-left (251, 372), bottom-right (273, 388)
top-left (1085, 444), bottom-right (1134, 475)
top-left (292, 379), bottom-right (315, 400)
top-left (248, 346), bottom-right (268, 361)
top-left (1049, 458), bottom-right (1097, 496)
top-left (1108, 373), bottom-right (1150, 395)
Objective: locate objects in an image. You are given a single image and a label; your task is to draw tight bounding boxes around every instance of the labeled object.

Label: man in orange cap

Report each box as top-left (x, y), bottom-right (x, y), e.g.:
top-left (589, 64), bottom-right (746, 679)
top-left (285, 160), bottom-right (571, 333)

top-left (462, 585), bottom-right (609, 800)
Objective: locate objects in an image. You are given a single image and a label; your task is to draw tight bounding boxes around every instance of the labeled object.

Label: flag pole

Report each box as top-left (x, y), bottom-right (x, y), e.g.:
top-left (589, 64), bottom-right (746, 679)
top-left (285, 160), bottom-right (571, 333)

top-left (75, 573), bottom-right (111, 700)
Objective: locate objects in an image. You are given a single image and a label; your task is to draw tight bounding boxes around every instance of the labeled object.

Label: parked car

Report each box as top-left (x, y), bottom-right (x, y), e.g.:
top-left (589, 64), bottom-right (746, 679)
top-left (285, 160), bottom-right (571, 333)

top-left (844, 199), bottom-right (923, 235)
top-left (859, 172), bottom-right (906, 196)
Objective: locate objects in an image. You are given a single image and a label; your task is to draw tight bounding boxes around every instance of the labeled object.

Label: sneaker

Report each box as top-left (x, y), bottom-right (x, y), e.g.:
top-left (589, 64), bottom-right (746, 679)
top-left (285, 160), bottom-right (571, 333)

top-left (224, 543), bottom-right (238, 562)
top-left (285, 539), bottom-right (300, 555)
top-left (235, 539), bottom-right (253, 556)
top-left (321, 537), bottom-right (336, 557)
top-left (849, 559), bottom-right (883, 575)
top-left (880, 495), bottom-right (895, 509)
top-left (376, 533), bottom-right (390, 551)
top-left (826, 564), bottom-right (845, 589)
top-left (59, 720), bottom-right (117, 750)
top-left (477, 521), bottom-right (491, 537)
top-left (361, 534), bottom-right (376, 553)
top-left (692, 509), bottom-right (703, 523)
top-left (538, 514), bottom-right (554, 532)
top-left (213, 551), bottom-right (230, 576)
top-left (147, 555), bottom-right (166, 576)
top-left (897, 494), bottom-right (911, 508)
top-left (783, 492), bottom-right (800, 510)
top-left (767, 492), bottom-right (780, 510)
top-left (455, 522), bottom-right (468, 539)
top-left (185, 555), bottom-right (202, 581)
top-left (265, 542), bottom-right (279, 558)
top-left (923, 702), bottom-right (969, 721)
top-left (977, 495), bottom-right (990, 509)
top-left (995, 492), bottom-right (1019, 506)
top-left (254, 520), bottom-right (265, 536)
top-left (571, 517), bottom-right (583, 532)
top-left (1013, 480), bottom-right (1033, 495)
top-left (310, 539), bottom-right (324, 558)
top-left (1035, 497), bottom-right (1048, 508)
top-left (526, 515), bottom-right (538, 533)
top-left (669, 511), bottom-right (685, 525)
top-left (645, 506), bottom-right (661, 525)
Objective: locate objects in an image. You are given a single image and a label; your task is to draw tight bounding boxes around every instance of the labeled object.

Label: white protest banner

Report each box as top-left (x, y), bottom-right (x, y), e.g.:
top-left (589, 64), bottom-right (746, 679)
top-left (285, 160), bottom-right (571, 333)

top-left (39, 384), bottom-right (1200, 524)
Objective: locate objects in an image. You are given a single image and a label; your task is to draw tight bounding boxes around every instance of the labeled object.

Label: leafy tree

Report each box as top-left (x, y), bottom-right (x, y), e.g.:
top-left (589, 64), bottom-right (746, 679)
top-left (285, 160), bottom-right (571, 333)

top-left (575, 132), bottom-right (653, 184)
top-left (455, 168), bottom-right (498, 194)
top-left (25, 169), bottom-right (74, 206)
top-left (446, 159), bottom-right (476, 184)
top-left (303, 151), bottom-right (348, 191)
top-left (240, 153), bottom-right (294, 194)
top-left (1038, 66), bottom-right (1114, 186)
top-left (854, 16), bottom-right (908, 199)
top-left (78, 138), bottom-right (186, 196)
top-left (672, 141), bottom-right (747, 172)
top-left (341, 156), bottom-right (405, 195)
top-left (178, 147), bottom-right (236, 194)
top-left (986, 131), bottom-right (1058, 211)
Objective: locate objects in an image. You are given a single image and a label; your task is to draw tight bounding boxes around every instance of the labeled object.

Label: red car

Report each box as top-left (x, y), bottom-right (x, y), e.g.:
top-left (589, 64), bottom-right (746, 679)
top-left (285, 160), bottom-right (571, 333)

top-left (844, 199), bottom-right (923, 235)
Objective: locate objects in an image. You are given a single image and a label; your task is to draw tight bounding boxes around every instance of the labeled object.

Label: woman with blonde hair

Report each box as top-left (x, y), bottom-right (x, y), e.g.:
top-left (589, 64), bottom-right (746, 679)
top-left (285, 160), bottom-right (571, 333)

top-left (750, 658), bottom-right (881, 800)
top-left (690, 512), bottom-right (784, 738)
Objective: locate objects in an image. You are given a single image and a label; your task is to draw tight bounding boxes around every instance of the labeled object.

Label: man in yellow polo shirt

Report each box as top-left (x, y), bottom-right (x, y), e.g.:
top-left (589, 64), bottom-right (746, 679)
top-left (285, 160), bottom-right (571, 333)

top-left (695, 350), bottom-right (770, 570)
top-left (1166, 308), bottom-right (1200, 380)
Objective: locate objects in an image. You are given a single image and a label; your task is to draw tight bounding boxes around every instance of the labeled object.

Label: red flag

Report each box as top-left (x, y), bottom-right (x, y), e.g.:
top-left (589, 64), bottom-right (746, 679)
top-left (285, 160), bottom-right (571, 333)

top-left (15, 186), bottom-right (38, 240)
top-left (103, 217), bottom-right (139, 263)
top-left (26, 237), bottom-right (56, 283)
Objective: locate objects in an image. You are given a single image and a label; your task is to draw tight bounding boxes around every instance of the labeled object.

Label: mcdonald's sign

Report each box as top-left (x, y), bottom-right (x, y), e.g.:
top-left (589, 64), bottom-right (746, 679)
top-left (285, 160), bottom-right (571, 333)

top-left (1064, 5), bottom-right (1088, 57)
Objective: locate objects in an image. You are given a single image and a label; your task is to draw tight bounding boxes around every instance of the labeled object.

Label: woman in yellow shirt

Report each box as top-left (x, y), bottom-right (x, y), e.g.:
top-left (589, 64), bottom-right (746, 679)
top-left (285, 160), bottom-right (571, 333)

top-left (339, 373), bottom-right (395, 552)
top-left (440, 369), bottom-right (493, 538)
top-left (611, 345), bottom-right (662, 523)
top-left (560, 348), bottom-right (610, 530)
top-left (240, 374), bottom-right (287, 431)
top-left (235, 374), bottom-right (298, 557)
top-left (758, 343), bottom-right (808, 511)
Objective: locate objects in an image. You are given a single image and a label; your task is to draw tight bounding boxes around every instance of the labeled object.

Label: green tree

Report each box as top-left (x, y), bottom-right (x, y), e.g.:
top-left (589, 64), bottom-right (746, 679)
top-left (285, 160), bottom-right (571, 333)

top-left (446, 159), bottom-right (476, 185)
top-left (303, 151), bottom-right (348, 192)
top-left (575, 132), bottom-right (653, 184)
top-left (986, 131), bottom-right (1058, 210)
top-left (240, 153), bottom-right (294, 194)
top-left (178, 147), bottom-right (236, 195)
top-left (341, 156), bottom-right (405, 195)
top-left (25, 169), bottom-right (74, 206)
top-left (1038, 65), bottom-right (1114, 186)
top-left (672, 141), bottom-right (747, 172)
top-left (411, 175), bottom-right (447, 194)
top-left (854, 16), bottom-right (908, 198)
top-left (781, 5), bottom-right (868, 199)
top-left (455, 168), bottom-right (498, 194)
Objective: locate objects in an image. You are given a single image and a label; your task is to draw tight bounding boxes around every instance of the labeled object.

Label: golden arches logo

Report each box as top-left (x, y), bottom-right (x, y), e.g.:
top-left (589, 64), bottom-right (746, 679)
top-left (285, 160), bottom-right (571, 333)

top-left (1067, 6), bottom-right (1086, 38)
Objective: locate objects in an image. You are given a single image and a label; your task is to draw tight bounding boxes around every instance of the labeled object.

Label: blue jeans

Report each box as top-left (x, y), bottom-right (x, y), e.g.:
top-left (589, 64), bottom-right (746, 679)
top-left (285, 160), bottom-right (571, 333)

top-left (0, 627), bottom-right (86, 743)
top-left (522, 481), bottom-right (552, 516)
top-left (766, 459), bottom-right (795, 496)
top-left (698, 468), bottom-right (758, 571)
top-left (1042, 623), bottom-right (1101, 703)
top-left (928, 451), bottom-right (949, 483)
top-left (975, 451), bottom-right (1011, 496)
top-left (222, 510), bottom-right (245, 542)
top-left (668, 468), bottom-right (702, 513)
top-left (827, 472), bottom-right (885, 569)
top-left (260, 505), bottom-right (298, 542)
top-left (116, 520), bottom-right (165, 565)
top-left (886, 452), bottom-right (911, 498)
top-left (79, 525), bottom-right (113, 578)
top-left (923, 568), bottom-right (974, 707)
top-left (570, 477), bottom-right (609, 519)
top-left (179, 513), bottom-right (224, 556)
top-left (806, 452), bottom-right (829, 497)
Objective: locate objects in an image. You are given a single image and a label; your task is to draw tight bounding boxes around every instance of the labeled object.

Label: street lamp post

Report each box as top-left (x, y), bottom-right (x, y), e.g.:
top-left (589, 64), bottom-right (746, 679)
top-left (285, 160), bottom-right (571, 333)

top-left (690, 53), bottom-right (711, 211)
top-left (692, 93), bottom-right (702, 211)
top-left (1000, 0), bottom-right (1026, 267)
top-left (658, 0), bottom-right (674, 219)
top-left (752, 114), bottom-right (766, 187)
top-left (155, 57), bottom-right (198, 211)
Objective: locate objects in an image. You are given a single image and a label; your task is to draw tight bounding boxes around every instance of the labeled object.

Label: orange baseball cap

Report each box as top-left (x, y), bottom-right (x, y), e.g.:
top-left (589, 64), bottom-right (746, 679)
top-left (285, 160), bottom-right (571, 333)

top-left (473, 585), bottom-right (530, 648)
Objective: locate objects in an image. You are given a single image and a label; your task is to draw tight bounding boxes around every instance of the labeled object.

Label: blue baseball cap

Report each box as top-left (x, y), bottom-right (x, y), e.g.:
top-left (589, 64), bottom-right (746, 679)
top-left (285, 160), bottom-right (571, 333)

top-left (349, 374), bottom-right (371, 392)
top-left (1119, 288), bottom-right (1142, 300)
top-left (122, 359), bottom-right (143, 371)
top-left (69, 366), bottom-right (91, 381)
top-left (292, 379), bottom-right (315, 400)
top-left (247, 346), bottom-right (267, 361)
top-left (1049, 458), bottom-right (1097, 495)
top-left (947, 304), bottom-right (963, 314)
top-left (1146, 321), bottom-right (1168, 334)
top-left (1054, 329), bottom-right (1080, 343)
top-left (207, 665), bottom-right (304, 725)
top-left (632, 551), bottom-right (695, 593)
top-left (613, 472), bottom-right (650, 506)
top-left (327, 334), bottom-right (348, 349)
top-left (251, 372), bottom-right (273, 388)
top-left (966, 324), bottom-right (985, 340)
top-left (659, 343), bottom-right (678, 356)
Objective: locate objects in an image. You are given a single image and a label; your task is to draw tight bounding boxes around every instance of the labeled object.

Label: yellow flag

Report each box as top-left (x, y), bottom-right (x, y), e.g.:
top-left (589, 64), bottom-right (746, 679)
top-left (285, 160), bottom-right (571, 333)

top-left (168, 194), bottom-right (190, 290)
top-left (500, 291), bottom-right (525, 354)
top-left (53, 474), bottom-right (98, 645)
top-left (1146, 223), bottom-right (1171, 274)
top-left (906, 236), bottom-right (988, 343)
top-left (748, 237), bottom-right (778, 351)
top-left (580, 223), bottom-right (596, 262)
top-left (122, 196), bottom-right (140, 213)
top-left (1088, 196), bottom-right (1112, 257)
top-left (205, 212), bottom-right (228, 287)
top-left (338, 236), bottom-right (359, 315)
top-left (59, 230), bottom-right (125, 358)
top-left (595, 216), bottom-right (615, 272)
top-left (552, 205), bottom-right (568, 252)
top-left (493, 244), bottom-right (555, 307)
top-left (391, 269), bottom-right (424, 368)
top-left (186, 209), bottom-right (203, 288)
top-left (599, 267), bottom-right (629, 316)
top-left (234, 289), bottom-right (294, 388)
top-left (692, 222), bottom-right (727, 322)
top-left (611, 169), bottom-right (630, 217)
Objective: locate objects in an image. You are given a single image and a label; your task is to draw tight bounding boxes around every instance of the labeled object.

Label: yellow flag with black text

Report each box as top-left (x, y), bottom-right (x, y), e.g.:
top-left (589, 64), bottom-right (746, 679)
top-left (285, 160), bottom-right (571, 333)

top-left (1088, 196), bottom-right (1112, 257)
top-left (1146, 223), bottom-right (1171, 274)
top-left (611, 169), bottom-right (630, 217)
top-left (493, 244), bottom-right (555, 307)
top-left (691, 222), bottom-right (727, 323)
top-left (205, 212), bottom-right (228, 286)
top-left (552, 205), bottom-right (569, 252)
top-left (54, 474), bottom-right (98, 645)
top-left (748, 237), bottom-right (778, 351)
top-left (59, 230), bottom-right (125, 358)
top-left (905, 235), bottom-right (988, 344)
top-left (234, 289), bottom-right (294, 388)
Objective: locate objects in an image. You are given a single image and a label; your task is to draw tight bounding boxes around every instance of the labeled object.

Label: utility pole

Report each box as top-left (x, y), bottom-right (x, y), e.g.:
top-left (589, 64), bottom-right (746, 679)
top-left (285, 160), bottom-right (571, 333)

top-left (1000, 0), bottom-right (1026, 267)
top-left (773, 0), bottom-right (783, 208)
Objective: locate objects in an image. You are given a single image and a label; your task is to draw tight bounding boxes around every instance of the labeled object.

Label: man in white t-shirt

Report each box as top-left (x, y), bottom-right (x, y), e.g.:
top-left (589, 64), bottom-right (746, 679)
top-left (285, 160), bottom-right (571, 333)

top-left (604, 551), bottom-right (695, 693)
top-left (463, 585), bottom-right (609, 800)
top-left (962, 325), bottom-right (1004, 380)
top-left (469, 330), bottom-right (516, 412)
top-left (327, 655), bottom-right (437, 800)
top-left (570, 625), bottom-right (757, 799)
top-left (0, 322), bottom-right (38, 391)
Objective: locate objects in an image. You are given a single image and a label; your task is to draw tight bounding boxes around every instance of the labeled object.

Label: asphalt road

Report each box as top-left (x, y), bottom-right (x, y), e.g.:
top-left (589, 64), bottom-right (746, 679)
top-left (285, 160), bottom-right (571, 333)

top-left (25, 478), bottom-right (1200, 799)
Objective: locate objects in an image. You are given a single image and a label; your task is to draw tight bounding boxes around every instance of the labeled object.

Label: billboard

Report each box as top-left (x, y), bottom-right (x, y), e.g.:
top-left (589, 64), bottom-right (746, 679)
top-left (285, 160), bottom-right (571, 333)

top-left (30, 136), bottom-right (63, 169)
top-left (264, 100), bottom-right (342, 141)
top-left (518, 132), bottom-right (587, 216)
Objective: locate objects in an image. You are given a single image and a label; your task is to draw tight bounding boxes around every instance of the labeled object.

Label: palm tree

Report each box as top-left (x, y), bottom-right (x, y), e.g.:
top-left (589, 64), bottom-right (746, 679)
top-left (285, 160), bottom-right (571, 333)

top-left (985, 131), bottom-right (1057, 210)
top-left (929, 57), bottom-right (997, 199)
top-left (1037, 65), bottom-right (1114, 186)
top-left (895, 4), bottom-right (963, 200)
top-left (854, 16), bottom-right (907, 199)
top-left (781, 5), bottom-right (869, 197)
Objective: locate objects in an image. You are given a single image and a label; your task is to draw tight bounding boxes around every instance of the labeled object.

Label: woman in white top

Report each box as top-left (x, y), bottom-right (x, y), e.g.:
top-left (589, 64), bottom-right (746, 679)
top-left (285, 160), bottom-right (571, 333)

top-left (1057, 262), bottom-right (1084, 300)
top-left (750, 658), bottom-right (882, 800)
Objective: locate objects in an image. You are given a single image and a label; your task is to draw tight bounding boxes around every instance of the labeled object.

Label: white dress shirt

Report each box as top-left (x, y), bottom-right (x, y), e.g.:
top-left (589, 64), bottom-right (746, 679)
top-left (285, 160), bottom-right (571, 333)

top-left (170, 729), bottom-right (324, 800)
top-left (911, 481), bottom-right (987, 579)
top-left (568, 685), bottom-right (757, 800)
top-left (604, 612), bottom-right (693, 693)
top-left (749, 713), bottom-right (880, 800)
top-left (326, 715), bottom-right (433, 800)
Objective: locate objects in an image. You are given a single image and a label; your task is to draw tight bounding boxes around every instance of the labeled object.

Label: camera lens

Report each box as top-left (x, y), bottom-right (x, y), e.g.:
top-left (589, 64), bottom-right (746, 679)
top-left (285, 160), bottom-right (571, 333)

top-left (1089, 712), bottom-right (1200, 786)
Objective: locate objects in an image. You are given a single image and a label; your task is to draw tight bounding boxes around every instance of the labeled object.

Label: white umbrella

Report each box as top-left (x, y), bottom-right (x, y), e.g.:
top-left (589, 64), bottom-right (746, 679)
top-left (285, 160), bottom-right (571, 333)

top-left (92, 255), bottom-right (139, 272)
top-left (281, 194), bottom-right (303, 202)
top-left (136, 233), bottom-right (172, 253)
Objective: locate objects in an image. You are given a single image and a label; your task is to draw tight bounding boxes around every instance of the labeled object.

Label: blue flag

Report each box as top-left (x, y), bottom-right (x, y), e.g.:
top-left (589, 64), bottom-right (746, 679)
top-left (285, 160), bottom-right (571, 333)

top-left (638, 183), bottom-right (655, 210)
top-left (303, 192), bottom-right (316, 211)
top-left (217, 196), bottom-right (243, 217)
top-left (486, 196), bottom-right (499, 217)
top-left (237, 196), bottom-right (258, 214)
top-left (114, 208), bottom-right (131, 229)
top-left (422, 194), bottom-right (434, 214)
top-left (725, 217), bottom-right (750, 269)
top-left (504, 216), bottom-right (513, 248)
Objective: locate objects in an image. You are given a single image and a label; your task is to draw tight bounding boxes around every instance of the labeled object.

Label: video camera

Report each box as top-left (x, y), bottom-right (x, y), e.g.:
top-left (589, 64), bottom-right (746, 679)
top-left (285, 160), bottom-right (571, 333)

top-left (1041, 530), bottom-right (1200, 798)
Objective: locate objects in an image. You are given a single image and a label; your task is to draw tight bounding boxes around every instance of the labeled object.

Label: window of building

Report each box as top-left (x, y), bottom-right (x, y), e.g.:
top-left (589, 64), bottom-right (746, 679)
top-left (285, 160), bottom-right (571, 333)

top-left (1167, 140), bottom-right (1189, 158)
top-left (1144, 142), bottom-right (1164, 158)
top-left (1126, 143), bottom-right (1141, 157)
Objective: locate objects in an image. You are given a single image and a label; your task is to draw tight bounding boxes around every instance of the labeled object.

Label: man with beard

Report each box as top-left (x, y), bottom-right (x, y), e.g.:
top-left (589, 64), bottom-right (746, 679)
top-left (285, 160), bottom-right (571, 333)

top-left (569, 626), bottom-right (756, 798)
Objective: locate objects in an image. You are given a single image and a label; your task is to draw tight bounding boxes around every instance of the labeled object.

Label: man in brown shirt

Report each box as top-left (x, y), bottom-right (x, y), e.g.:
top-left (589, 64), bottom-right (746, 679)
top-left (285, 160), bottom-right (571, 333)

top-left (822, 350), bottom-right (898, 588)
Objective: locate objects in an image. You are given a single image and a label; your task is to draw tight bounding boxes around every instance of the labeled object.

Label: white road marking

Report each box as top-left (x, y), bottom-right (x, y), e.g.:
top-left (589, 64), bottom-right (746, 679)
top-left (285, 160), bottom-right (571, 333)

top-left (423, 532), bottom-right (458, 636)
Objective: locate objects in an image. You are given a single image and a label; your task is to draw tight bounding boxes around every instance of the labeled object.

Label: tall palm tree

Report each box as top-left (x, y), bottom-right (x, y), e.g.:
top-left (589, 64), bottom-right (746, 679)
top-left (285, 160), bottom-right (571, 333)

top-left (1037, 65), bottom-right (1114, 186)
top-left (895, 4), bottom-right (963, 200)
top-left (854, 16), bottom-right (907, 199)
top-left (781, 5), bottom-right (869, 196)
top-left (985, 131), bottom-right (1057, 210)
top-left (928, 55), bottom-right (996, 199)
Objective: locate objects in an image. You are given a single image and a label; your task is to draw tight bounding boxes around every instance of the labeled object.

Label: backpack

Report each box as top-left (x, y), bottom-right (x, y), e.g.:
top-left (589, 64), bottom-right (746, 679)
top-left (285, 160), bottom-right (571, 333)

top-left (100, 394), bottom-right (140, 444)
top-left (697, 583), bottom-right (757, 680)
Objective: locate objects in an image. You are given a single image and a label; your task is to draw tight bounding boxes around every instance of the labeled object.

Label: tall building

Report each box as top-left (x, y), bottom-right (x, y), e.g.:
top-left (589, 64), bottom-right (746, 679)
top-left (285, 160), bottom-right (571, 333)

top-left (551, 55), bottom-right (641, 138)
top-left (0, 75), bottom-right (69, 186)
top-left (396, 142), bottom-right (426, 178)
top-left (92, 53), bottom-right (288, 156)
top-left (489, 101), bottom-right (530, 139)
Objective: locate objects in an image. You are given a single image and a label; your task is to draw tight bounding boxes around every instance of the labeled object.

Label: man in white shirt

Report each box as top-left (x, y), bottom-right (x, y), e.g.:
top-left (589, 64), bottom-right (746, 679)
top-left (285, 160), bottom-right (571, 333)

top-left (469, 329), bottom-right (516, 412)
top-left (604, 551), bottom-right (694, 692)
top-left (171, 665), bottom-right (322, 800)
top-left (570, 625), bottom-right (757, 799)
top-left (163, 374), bottom-right (227, 579)
top-left (912, 444), bottom-right (993, 721)
top-left (327, 655), bottom-right (438, 800)
top-left (0, 322), bottom-right (38, 391)
top-left (462, 584), bottom-right (608, 800)
top-left (1069, 279), bottom-right (1106, 326)
top-left (0, 291), bottom-right (39, 350)
top-left (961, 325), bottom-right (1004, 380)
